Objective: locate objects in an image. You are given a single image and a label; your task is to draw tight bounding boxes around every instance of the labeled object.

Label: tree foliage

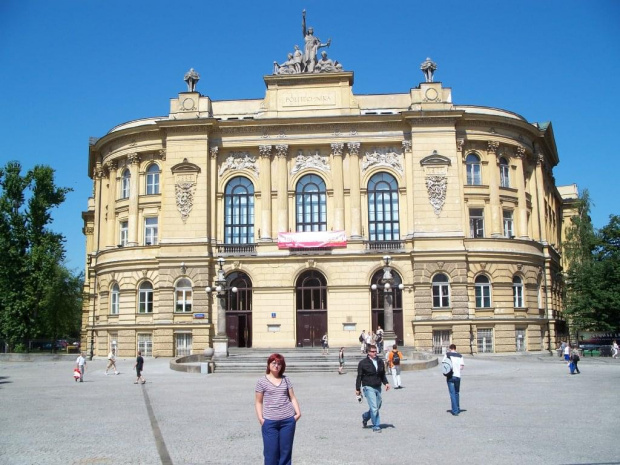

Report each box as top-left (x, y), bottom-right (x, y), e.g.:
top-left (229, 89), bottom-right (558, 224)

top-left (0, 161), bottom-right (82, 350)
top-left (563, 190), bottom-right (620, 332)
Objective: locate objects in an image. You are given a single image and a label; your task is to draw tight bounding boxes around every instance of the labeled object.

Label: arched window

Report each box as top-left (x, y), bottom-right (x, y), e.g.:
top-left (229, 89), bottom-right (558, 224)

top-left (296, 174), bottom-right (327, 232)
top-left (227, 272), bottom-right (253, 312)
top-left (466, 153), bottom-right (481, 185)
top-left (513, 276), bottom-right (524, 307)
top-left (110, 284), bottom-right (120, 315)
top-left (475, 275), bottom-right (491, 308)
top-left (146, 164), bottom-right (160, 195)
top-left (368, 172), bottom-right (400, 241)
top-left (224, 177), bottom-right (255, 244)
top-left (175, 278), bottom-right (192, 313)
top-left (296, 270), bottom-right (327, 310)
top-left (432, 273), bottom-right (450, 308)
top-left (138, 281), bottom-right (153, 313)
top-left (499, 157), bottom-right (510, 188)
top-left (121, 169), bottom-right (131, 199)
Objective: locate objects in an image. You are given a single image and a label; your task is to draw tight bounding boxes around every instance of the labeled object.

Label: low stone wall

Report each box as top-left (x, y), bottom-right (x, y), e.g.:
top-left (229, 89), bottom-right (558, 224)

top-left (170, 355), bottom-right (214, 373)
top-left (399, 351), bottom-right (439, 371)
top-left (0, 353), bottom-right (76, 362)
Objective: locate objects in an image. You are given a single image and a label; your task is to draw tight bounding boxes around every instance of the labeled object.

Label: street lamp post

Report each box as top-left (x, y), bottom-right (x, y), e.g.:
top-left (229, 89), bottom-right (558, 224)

top-left (371, 256), bottom-right (403, 349)
top-left (206, 257), bottom-right (237, 358)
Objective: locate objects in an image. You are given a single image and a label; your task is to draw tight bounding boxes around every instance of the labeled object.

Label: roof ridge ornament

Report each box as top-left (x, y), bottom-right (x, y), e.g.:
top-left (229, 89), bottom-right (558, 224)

top-left (420, 57), bottom-right (437, 83)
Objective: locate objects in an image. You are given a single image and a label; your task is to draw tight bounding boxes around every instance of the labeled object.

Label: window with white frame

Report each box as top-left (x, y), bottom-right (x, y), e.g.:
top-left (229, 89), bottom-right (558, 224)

top-left (144, 217), bottom-right (158, 245)
top-left (432, 273), bottom-right (450, 308)
top-left (475, 275), bottom-right (492, 308)
top-left (110, 284), bottom-right (120, 315)
top-left (139, 281), bottom-right (154, 313)
top-left (175, 278), bottom-right (193, 313)
top-left (119, 221), bottom-right (128, 246)
top-left (513, 276), bottom-right (524, 307)
top-left (121, 169), bottom-right (130, 199)
top-left (137, 333), bottom-right (152, 357)
top-left (515, 328), bottom-right (526, 352)
top-left (175, 333), bottom-right (192, 357)
top-left (477, 328), bottom-right (494, 353)
top-left (469, 208), bottom-right (484, 238)
top-left (146, 164), bottom-right (160, 195)
top-left (466, 153), bottom-right (481, 185)
top-left (503, 210), bottom-right (514, 238)
top-left (432, 330), bottom-right (451, 355)
top-left (499, 157), bottom-right (510, 187)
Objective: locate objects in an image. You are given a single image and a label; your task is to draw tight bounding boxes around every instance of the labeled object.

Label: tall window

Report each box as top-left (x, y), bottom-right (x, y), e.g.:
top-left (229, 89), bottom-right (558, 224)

top-left (296, 270), bottom-right (327, 310)
top-left (227, 272), bottom-right (253, 312)
top-left (466, 153), bottom-right (481, 185)
top-left (296, 174), bottom-right (327, 232)
top-left (110, 284), bottom-right (120, 315)
top-left (146, 164), bottom-right (160, 195)
top-left (503, 210), bottom-right (514, 237)
top-left (515, 328), bottom-right (526, 352)
top-left (119, 221), bottom-right (128, 246)
top-left (175, 278), bottom-right (192, 313)
top-left (475, 275), bottom-right (491, 308)
top-left (477, 328), bottom-right (494, 353)
top-left (370, 269), bottom-right (403, 313)
top-left (137, 333), bottom-right (152, 356)
top-left (224, 177), bottom-right (255, 244)
top-left (144, 217), bottom-right (158, 245)
top-left (138, 281), bottom-right (154, 313)
top-left (469, 208), bottom-right (484, 238)
top-left (121, 169), bottom-right (130, 199)
top-left (432, 273), bottom-right (450, 308)
top-left (513, 276), bottom-right (524, 307)
top-left (368, 172), bottom-right (400, 241)
top-left (175, 333), bottom-right (192, 357)
top-left (499, 157), bottom-right (510, 188)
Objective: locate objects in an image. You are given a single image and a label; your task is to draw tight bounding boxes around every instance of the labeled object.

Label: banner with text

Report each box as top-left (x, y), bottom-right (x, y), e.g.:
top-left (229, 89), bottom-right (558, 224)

top-left (277, 230), bottom-right (347, 249)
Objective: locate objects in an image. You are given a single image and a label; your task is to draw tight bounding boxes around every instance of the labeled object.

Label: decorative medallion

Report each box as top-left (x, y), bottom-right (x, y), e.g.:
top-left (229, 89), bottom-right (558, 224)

top-left (175, 182), bottom-right (195, 223)
top-left (426, 175), bottom-right (447, 216)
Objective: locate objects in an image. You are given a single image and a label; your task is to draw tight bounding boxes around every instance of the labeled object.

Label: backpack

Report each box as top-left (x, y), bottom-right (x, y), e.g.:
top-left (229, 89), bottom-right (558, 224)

top-left (572, 353), bottom-right (580, 362)
top-left (376, 333), bottom-right (383, 343)
top-left (441, 356), bottom-right (453, 377)
top-left (392, 351), bottom-right (400, 366)
top-left (359, 333), bottom-right (364, 343)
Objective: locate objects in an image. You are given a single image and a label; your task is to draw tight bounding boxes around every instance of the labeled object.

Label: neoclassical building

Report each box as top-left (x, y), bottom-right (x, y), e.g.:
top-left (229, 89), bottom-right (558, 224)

top-left (82, 48), bottom-right (570, 358)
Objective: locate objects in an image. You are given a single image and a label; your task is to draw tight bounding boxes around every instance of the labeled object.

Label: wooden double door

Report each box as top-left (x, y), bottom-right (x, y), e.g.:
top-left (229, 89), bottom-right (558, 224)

top-left (226, 312), bottom-right (252, 348)
top-left (296, 311), bottom-right (327, 347)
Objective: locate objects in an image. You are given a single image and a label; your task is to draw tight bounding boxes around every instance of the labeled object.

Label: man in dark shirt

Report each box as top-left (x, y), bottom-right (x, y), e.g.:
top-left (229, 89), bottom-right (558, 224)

top-left (355, 344), bottom-right (390, 432)
top-left (134, 350), bottom-right (146, 384)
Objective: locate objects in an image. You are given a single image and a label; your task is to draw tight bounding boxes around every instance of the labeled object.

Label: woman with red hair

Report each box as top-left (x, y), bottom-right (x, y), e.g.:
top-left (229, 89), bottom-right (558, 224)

top-left (255, 353), bottom-right (301, 465)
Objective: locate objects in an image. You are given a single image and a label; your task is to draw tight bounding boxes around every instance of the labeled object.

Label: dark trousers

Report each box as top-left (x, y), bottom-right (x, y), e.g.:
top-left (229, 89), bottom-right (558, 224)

top-left (261, 416), bottom-right (296, 465)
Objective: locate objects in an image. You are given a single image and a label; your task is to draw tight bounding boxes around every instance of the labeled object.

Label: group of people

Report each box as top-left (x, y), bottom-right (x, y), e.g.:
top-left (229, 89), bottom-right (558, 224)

top-left (72, 349), bottom-right (146, 384)
top-left (359, 327), bottom-right (384, 354)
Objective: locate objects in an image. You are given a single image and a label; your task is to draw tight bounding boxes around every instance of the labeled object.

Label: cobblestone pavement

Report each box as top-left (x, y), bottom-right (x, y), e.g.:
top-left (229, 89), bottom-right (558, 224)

top-left (1, 353), bottom-right (619, 465)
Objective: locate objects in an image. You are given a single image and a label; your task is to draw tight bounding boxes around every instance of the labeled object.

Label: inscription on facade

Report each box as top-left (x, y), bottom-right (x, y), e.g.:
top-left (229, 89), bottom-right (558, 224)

top-left (282, 92), bottom-right (336, 107)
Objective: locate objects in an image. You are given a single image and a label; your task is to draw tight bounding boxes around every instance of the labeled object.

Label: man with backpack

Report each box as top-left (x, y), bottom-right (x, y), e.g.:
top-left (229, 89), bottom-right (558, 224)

top-left (387, 344), bottom-right (404, 389)
top-left (442, 344), bottom-right (464, 416)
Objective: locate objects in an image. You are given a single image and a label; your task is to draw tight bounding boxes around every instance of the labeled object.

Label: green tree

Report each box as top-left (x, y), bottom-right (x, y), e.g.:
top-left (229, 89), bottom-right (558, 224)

top-left (595, 215), bottom-right (620, 329)
top-left (0, 161), bottom-right (78, 350)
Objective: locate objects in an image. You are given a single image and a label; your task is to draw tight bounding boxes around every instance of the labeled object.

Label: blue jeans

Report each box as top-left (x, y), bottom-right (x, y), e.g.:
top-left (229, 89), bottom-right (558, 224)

top-left (362, 385), bottom-right (383, 431)
top-left (446, 376), bottom-right (461, 414)
top-left (261, 416), bottom-right (296, 465)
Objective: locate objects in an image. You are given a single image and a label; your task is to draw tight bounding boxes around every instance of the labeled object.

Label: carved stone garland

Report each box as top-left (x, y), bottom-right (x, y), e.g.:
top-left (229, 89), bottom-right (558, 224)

top-left (426, 175), bottom-right (447, 216)
top-left (175, 182), bottom-right (195, 223)
top-left (218, 151), bottom-right (259, 177)
top-left (361, 147), bottom-right (403, 174)
top-left (290, 149), bottom-right (330, 175)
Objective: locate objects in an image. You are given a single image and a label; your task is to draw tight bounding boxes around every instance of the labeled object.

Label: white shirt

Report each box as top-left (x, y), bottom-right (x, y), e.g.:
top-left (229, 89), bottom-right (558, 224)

top-left (76, 355), bottom-right (85, 366)
top-left (444, 351), bottom-right (464, 377)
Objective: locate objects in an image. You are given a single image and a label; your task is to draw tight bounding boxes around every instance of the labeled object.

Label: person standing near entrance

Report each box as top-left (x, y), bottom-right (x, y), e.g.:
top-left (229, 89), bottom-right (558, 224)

top-left (338, 347), bottom-right (345, 374)
top-left (443, 344), bottom-right (464, 416)
top-left (134, 351), bottom-right (145, 384)
top-left (387, 344), bottom-right (404, 389)
top-left (359, 330), bottom-right (366, 353)
top-left (321, 333), bottom-right (329, 355)
top-left (255, 353), bottom-right (301, 465)
top-left (356, 344), bottom-right (390, 433)
top-left (376, 326), bottom-right (384, 354)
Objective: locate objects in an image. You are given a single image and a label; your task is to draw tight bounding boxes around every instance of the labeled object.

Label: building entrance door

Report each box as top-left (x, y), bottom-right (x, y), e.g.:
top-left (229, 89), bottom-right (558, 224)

top-left (226, 312), bottom-right (252, 348)
top-left (372, 309), bottom-right (403, 345)
top-left (296, 311), bottom-right (327, 347)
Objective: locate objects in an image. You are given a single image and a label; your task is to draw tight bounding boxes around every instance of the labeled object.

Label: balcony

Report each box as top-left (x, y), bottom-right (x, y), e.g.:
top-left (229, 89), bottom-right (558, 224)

top-left (216, 243), bottom-right (257, 256)
top-left (365, 240), bottom-right (405, 252)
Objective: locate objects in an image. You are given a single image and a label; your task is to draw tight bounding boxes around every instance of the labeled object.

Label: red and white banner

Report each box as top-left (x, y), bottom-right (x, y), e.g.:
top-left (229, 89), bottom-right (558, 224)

top-left (277, 230), bottom-right (347, 249)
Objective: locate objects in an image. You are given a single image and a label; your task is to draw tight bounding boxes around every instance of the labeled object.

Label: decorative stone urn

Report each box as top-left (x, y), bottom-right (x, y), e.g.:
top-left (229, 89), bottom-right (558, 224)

top-left (203, 347), bottom-right (215, 359)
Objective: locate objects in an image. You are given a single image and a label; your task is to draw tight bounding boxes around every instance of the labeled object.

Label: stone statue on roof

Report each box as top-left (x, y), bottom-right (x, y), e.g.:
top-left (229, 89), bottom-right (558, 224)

top-left (184, 68), bottom-right (200, 92)
top-left (302, 9), bottom-right (331, 73)
top-left (420, 58), bottom-right (437, 83)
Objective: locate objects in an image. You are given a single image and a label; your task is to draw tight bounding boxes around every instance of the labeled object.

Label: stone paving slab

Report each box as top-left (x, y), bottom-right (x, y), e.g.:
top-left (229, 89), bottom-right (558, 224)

top-left (0, 354), bottom-right (619, 464)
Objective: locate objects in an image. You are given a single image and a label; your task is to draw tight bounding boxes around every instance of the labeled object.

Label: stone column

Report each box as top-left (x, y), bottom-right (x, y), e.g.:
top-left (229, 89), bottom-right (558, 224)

top-left (402, 140), bottom-right (414, 238)
top-left (514, 147), bottom-right (529, 239)
top-left (347, 142), bottom-right (362, 239)
top-left (534, 151), bottom-right (547, 243)
top-left (275, 145), bottom-right (289, 233)
top-left (331, 143), bottom-right (345, 231)
top-left (209, 146), bottom-right (219, 244)
top-left (127, 153), bottom-right (140, 246)
top-left (487, 141), bottom-right (501, 237)
top-left (93, 164), bottom-right (104, 252)
top-left (259, 145), bottom-right (273, 240)
top-left (105, 161), bottom-right (118, 248)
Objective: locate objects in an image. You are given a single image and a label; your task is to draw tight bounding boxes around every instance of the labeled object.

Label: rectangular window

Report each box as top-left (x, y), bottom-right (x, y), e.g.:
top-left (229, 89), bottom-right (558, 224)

top-left (433, 284), bottom-right (450, 308)
top-left (137, 333), bottom-right (153, 357)
top-left (175, 289), bottom-right (193, 313)
top-left (475, 284), bottom-right (491, 308)
top-left (513, 284), bottom-right (524, 308)
top-left (515, 328), bottom-right (526, 352)
top-left (503, 210), bottom-right (514, 238)
top-left (432, 330), bottom-right (451, 355)
top-left (500, 164), bottom-right (510, 188)
top-left (477, 328), bottom-right (494, 353)
top-left (110, 289), bottom-right (120, 315)
top-left (469, 208), bottom-right (484, 238)
top-left (175, 333), bottom-right (192, 357)
top-left (119, 221), bottom-right (128, 247)
top-left (144, 217), bottom-right (158, 245)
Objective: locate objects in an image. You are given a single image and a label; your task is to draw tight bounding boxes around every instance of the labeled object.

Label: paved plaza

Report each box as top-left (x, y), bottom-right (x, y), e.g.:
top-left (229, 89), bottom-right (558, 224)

top-left (1, 353), bottom-right (619, 465)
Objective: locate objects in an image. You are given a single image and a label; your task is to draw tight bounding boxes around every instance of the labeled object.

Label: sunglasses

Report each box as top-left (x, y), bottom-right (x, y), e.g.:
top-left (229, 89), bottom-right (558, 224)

top-left (368, 350), bottom-right (377, 353)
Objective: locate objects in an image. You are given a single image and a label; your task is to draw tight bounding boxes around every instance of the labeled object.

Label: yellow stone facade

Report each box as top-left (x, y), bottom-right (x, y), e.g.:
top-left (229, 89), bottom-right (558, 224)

top-left (82, 71), bottom-right (568, 357)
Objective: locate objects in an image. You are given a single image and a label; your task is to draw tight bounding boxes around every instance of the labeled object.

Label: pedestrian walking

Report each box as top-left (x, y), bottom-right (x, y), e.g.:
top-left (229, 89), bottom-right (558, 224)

top-left (105, 348), bottom-right (118, 375)
top-left (134, 351), bottom-right (145, 384)
top-left (255, 353), bottom-right (301, 465)
top-left (563, 342), bottom-right (571, 361)
top-left (442, 344), bottom-right (464, 416)
top-left (387, 344), bottom-right (404, 389)
top-left (365, 331), bottom-right (373, 354)
top-left (375, 326), bottom-right (384, 354)
top-left (321, 333), bottom-right (329, 355)
top-left (355, 344), bottom-right (390, 433)
top-left (612, 340), bottom-right (619, 359)
top-left (570, 348), bottom-right (581, 374)
top-left (76, 352), bottom-right (86, 383)
top-left (359, 330), bottom-right (366, 353)
top-left (338, 347), bottom-right (345, 374)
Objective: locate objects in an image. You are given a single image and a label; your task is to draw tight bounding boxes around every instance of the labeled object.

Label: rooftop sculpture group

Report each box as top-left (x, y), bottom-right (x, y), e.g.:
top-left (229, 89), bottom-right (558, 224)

top-left (273, 10), bottom-right (343, 75)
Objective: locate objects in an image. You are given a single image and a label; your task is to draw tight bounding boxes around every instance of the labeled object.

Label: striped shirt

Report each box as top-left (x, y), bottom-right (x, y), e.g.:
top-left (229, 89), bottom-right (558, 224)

top-left (255, 375), bottom-right (295, 420)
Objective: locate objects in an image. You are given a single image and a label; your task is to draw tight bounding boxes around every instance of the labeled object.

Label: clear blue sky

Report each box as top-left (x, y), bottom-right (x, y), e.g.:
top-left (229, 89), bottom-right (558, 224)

top-left (1, 0), bottom-right (618, 272)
